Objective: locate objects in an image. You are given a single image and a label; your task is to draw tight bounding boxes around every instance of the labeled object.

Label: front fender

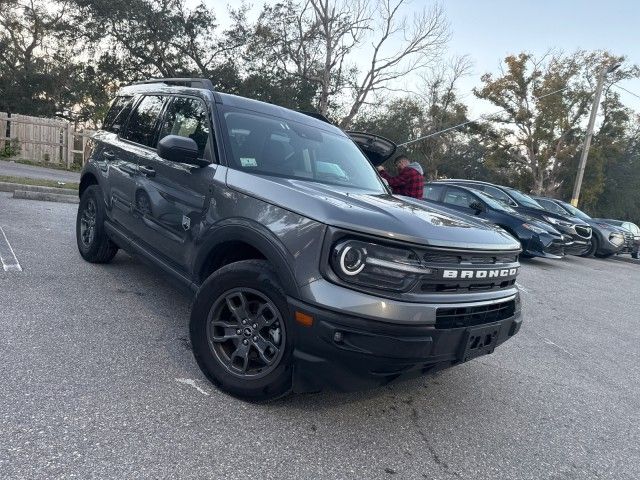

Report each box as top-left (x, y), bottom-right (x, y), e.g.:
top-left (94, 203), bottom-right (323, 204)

top-left (192, 218), bottom-right (300, 298)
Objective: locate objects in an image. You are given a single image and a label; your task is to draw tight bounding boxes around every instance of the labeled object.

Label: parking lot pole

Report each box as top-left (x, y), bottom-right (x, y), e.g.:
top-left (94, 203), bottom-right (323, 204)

top-left (571, 63), bottom-right (621, 207)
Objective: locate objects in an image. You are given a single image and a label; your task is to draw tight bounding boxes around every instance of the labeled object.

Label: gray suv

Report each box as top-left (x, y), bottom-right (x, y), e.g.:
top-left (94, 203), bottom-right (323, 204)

top-left (76, 78), bottom-right (523, 401)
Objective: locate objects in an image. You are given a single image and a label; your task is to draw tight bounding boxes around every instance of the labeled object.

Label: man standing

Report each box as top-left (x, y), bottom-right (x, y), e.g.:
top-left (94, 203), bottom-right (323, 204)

top-left (377, 155), bottom-right (424, 199)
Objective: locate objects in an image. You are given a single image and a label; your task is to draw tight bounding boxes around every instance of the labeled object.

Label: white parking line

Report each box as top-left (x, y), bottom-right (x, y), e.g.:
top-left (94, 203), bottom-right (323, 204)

top-left (0, 226), bottom-right (22, 272)
top-left (175, 378), bottom-right (210, 396)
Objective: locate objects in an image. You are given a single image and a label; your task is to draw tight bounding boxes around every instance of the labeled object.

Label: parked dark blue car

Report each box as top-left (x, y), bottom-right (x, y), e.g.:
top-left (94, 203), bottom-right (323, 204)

top-left (431, 180), bottom-right (595, 255)
top-left (423, 183), bottom-right (569, 258)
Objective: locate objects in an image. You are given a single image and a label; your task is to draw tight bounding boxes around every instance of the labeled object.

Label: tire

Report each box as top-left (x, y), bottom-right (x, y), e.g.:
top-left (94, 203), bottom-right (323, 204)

top-left (190, 260), bottom-right (293, 402)
top-left (76, 185), bottom-right (118, 263)
top-left (581, 236), bottom-right (598, 258)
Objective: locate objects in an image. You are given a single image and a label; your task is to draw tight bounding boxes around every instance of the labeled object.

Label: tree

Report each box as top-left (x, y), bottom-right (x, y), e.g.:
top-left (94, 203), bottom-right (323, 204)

top-left (0, 0), bottom-right (101, 121)
top-left (253, 0), bottom-right (449, 127)
top-left (351, 57), bottom-right (473, 179)
top-left (474, 51), bottom-right (638, 195)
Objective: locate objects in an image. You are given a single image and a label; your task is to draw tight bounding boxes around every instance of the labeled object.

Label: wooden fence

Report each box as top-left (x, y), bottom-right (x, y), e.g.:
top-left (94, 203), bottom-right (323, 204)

top-left (0, 112), bottom-right (94, 169)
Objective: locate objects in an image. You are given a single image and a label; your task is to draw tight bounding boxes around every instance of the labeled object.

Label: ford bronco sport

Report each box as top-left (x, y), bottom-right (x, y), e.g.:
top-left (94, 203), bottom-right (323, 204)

top-left (76, 78), bottom-right (523, 401)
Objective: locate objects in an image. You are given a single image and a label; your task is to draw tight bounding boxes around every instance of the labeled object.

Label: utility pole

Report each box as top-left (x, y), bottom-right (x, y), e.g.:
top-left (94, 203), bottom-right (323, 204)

top-left (571, 63), bottom-right (621, 206)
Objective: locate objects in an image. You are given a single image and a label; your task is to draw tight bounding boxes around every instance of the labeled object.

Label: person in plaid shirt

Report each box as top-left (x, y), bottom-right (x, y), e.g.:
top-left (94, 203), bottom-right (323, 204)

top-left (377, 155), bottom-right (424, 199)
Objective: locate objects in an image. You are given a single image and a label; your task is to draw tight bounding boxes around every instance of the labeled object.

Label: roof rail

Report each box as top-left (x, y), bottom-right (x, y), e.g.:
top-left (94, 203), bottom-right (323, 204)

top-left (132, 78), bottom-right (215, 90)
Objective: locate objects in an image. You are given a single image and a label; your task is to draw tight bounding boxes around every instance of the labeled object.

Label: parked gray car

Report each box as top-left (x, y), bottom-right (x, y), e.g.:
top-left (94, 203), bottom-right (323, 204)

top-left (592, 219), bottom-right (640, 258)
top-left (76, 78), bottom-right (523, 400)
top-left (533, 197), bottom-right (626, 258)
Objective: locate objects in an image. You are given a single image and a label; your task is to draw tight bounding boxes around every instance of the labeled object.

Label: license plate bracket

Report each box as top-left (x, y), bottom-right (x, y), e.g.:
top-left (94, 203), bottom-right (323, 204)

top-left (459, 323), bottom-right (501, 362)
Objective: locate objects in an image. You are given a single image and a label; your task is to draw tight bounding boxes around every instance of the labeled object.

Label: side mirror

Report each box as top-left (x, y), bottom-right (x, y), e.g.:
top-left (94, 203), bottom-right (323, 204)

top-left (469, 201), bottom-right (485, 214)
top-left (157, 135), bottom-right (205, 166)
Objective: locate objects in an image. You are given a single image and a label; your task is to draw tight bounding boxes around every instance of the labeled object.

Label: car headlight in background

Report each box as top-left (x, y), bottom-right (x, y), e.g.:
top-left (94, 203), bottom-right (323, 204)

top-left (543, 216), bottom-right (572, 228)
top-left (330, 239), bottom-right (433, 292)
top-left (608, 233), bottom-right (624, 246)
top-left (522, 223), bottom-right (546, 234)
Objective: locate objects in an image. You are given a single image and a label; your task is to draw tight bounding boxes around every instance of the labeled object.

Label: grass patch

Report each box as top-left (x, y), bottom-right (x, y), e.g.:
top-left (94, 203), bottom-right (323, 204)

top-left (0, 175), bottom-right (79, 190)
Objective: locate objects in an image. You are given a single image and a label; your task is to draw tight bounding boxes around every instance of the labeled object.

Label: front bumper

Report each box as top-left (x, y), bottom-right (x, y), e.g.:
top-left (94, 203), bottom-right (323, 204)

top-left (564, 238), bottom-right (591, 256)
top-left (288, 297), bottom-right (522, 393)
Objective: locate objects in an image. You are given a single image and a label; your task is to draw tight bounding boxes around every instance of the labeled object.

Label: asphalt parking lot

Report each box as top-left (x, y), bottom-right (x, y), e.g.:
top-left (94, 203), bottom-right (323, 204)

top-left (1, 191), bottom-right (639, 480)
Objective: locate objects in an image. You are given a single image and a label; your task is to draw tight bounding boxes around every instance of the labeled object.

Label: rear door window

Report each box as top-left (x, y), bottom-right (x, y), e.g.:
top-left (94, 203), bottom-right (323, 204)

top-left (122, 95), bottom-right (166, 147)
top-left (159, 97), bottom-right (215, 161)
top-left (103, 96), bottom-right (134, 133)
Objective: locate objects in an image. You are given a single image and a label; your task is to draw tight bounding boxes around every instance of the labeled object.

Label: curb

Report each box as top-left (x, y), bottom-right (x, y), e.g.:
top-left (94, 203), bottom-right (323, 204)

top-left (13, 189), bottom-right (80, 204)
top-left (0, 181), bottom-right (77, 196)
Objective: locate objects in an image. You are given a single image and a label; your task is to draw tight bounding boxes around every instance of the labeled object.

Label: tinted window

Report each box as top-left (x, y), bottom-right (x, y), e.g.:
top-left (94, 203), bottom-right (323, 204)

top-left (483, 185), bottom-right (516, 206)
top-left (159, 97), bottom-right (213, 160)
top-left (423, 184), bottom-right (444, 201)
top-left (222, 108), bottom-right (385, 192)
top-left (558, 201), bottom-right (591, 220)
top-left (103, 96), bottom-right (133, 133)
top-left (443, 187), bottom-right (476, 208)
top-left (123, 95), bottom-right (165, 147)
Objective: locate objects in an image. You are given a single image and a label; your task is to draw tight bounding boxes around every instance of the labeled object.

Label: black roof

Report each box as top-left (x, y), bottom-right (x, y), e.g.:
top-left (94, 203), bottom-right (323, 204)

top-left (118, 78), bottom-right (345, 137)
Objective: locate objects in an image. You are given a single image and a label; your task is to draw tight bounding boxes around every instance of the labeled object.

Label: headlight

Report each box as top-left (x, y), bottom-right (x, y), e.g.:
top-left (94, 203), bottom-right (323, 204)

top-left (543, 216), bottom-right (571, 228)
top-left (609, 233), bottom-right (624, 246)
top-left (330, 239), bottom-right (433, 292)
top-left (596, 222), bottom-right (612, 229)
top-left (522, 223), bottom-right (546, 234)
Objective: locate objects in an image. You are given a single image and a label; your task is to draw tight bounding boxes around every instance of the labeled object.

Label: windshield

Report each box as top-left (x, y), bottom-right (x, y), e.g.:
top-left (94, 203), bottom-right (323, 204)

top-left (558, 201), bottom-right (591, 220)
top-left (536, 198), bottom-right (570, 216)
top-left (476, 191), bottom-right (516, 213)
top-left (506, 188), bottom-right (544, 208)
top-left (221, 107), bottom-right (386, 192)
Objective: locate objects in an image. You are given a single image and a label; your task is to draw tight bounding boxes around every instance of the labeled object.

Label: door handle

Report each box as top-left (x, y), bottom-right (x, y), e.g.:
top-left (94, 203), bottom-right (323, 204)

top-left (103, 151), bottom-right (115, 160)
top-left (139, 165), bottom-right (156, 177)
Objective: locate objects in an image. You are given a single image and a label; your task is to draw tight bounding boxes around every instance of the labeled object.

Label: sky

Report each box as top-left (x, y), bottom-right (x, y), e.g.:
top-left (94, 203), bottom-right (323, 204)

top-left (205, 0), bottom-right (640, 117)
top-left (443, 0), bottom-right (640, 116)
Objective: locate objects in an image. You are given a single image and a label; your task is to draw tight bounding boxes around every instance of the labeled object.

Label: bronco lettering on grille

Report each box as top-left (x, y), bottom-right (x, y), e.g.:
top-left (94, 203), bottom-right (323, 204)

top-left (442, 268), bottom-right (518, 279)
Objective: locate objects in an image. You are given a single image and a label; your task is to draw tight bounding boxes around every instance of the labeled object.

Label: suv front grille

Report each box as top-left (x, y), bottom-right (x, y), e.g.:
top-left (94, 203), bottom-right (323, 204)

top-left (575, 225), bottom-right (592, 239)
top-left (412, 248), bottom-right (520, 295)
top-left (422, 253), bottom-right (518, 265)
top-left (436, 300), bottom-right (516, 329)
top-left (622, 231), bottom-right (635, 251)
top-left (420, 279), bottom-right (516, 293)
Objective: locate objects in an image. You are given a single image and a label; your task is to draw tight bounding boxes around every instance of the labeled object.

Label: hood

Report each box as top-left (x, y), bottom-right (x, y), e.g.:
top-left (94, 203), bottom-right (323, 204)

top-left (515, 205), bottom-right (588, 226)
top-left (509, 211), bottom-right (561, 234)
top-left (226, 169), bottom-right (521, 251)
top-left (346, 131), bottom-right (397, 166)
top-left (591, 219), bottom-right (627, 233)
top-left (407, 161), bottom-right (424, 175)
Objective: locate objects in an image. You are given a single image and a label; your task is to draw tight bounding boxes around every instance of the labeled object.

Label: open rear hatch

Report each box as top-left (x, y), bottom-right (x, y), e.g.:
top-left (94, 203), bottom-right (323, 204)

top-left (347, 131), bottom-right (397, 166)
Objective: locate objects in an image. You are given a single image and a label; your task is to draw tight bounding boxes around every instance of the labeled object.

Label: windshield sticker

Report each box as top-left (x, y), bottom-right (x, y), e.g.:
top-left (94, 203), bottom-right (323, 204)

top-left (240, 157), bottom-right (258, 167)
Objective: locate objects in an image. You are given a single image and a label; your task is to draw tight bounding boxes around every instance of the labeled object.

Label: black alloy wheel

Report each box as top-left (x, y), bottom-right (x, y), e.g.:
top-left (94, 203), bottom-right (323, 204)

top-left (76, 185), bottom-right (118, 263)
top-left (79, 198), bottom-right (97, 248)
top-left (190, 260), bottom-right (293, 401)
top-left (207, 288), bottom-right (285, 378)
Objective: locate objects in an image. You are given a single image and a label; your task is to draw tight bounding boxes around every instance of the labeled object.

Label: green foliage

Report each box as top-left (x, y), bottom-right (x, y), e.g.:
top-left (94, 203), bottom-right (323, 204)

top-left (1, 0), bottom-right (639, 221)
top-left (0, 138), bottom-right (21, 158)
